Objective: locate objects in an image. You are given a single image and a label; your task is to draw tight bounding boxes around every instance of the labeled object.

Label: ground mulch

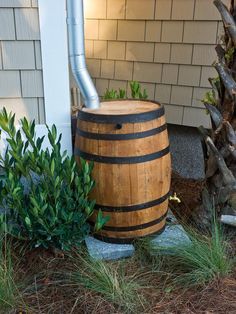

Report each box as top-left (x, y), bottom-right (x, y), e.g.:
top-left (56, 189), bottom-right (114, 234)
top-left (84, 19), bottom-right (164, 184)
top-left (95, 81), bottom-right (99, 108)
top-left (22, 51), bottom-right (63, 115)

top-left (18, 248), bottom-right (236, 314)
top-left (9, 172), bottom-right (236, 314)
top-left (150, 275), bottom-right (236, 314)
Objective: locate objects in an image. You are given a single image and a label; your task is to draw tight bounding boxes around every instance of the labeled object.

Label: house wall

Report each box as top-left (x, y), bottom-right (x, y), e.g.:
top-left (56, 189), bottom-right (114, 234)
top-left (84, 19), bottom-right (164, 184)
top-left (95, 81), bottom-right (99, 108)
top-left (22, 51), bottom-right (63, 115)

top-left (0, 0), bottom-right (229, 129)
top-left (84, 0), bottom-right (230, 128)
top-left (0, 0), bottom-right (44, 123)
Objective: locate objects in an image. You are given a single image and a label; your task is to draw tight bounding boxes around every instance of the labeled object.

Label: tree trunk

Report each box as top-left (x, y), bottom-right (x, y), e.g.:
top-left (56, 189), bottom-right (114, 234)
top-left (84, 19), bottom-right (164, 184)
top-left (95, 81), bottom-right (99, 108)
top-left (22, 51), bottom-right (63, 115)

top-left (191, 0), bottom-right (236, 229)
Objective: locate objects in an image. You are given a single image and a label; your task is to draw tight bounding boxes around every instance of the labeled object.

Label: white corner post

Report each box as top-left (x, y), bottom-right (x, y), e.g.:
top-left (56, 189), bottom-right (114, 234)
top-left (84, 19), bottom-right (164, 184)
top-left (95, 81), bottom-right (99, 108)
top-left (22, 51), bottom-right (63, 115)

top-left (38, 0), bottom-right (72, 154)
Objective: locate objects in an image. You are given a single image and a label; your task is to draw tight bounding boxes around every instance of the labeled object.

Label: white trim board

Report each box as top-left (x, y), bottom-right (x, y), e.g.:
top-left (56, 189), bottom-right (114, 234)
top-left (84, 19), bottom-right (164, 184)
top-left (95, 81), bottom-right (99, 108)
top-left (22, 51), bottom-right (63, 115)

top-left (0, 1), bottom-right (72, 155)
top-left (38, 0), bottom-right (72, 154)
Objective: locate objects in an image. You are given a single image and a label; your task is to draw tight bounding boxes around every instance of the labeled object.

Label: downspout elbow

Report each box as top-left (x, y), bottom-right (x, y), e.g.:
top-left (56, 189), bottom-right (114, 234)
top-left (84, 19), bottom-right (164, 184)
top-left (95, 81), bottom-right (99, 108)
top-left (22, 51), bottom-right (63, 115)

top-left (67, 0), bottom-right (100, 109)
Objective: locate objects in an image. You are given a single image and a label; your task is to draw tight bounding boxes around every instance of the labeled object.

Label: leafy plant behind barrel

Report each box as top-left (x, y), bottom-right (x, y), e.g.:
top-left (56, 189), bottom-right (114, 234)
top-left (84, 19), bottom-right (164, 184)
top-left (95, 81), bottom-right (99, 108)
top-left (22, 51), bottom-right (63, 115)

top-left (103, 88), bottom-right (126, 100)
top-left (129, 81), bottom-right (148, 100)
top-left (103, 81), bottom-right (148, 100)
top-left (0, 108), bottom-right (108, 250)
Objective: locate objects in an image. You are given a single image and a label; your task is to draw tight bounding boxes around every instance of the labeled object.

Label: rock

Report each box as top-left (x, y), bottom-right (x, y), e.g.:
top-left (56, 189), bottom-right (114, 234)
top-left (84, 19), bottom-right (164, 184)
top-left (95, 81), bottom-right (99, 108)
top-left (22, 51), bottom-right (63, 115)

top-left (85, 236), bottom-right (135, 261)
top-left (151, 224), bottom-right (191, 254)
top-left (168, 124), bottom-right (205, 180)
top-left (221, 205), bottom-right (236, 216)
top-left (166, 209), bottom-right (178, 224)
top-left (221, 215), bottom-right (236, 227)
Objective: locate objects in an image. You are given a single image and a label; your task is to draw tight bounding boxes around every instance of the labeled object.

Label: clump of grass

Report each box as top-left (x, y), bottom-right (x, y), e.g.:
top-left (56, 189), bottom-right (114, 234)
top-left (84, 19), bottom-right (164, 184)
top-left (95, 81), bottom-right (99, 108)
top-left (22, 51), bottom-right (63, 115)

top-left (149, 220), bottom-right (235, 287)
top-left (134, 237), bottom-right (166, 272)
top-left (0, 235), bottom-right (22, 312)
top-left (70, 253), bottom-right (145, 313)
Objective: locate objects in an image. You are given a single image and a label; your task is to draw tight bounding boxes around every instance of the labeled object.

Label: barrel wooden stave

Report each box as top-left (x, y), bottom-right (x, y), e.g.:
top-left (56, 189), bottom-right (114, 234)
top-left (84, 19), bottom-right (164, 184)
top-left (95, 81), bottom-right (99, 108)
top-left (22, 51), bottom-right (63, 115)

top-left (95, 220), bottom-right (167, 244)
top-left (74, 156), bottom-right (171, 206)
top-left (90, 200), bottom-right (168, 227)
top-left (76, 131), bottom-right (169, 157)
top-left (75, 100), bottom-right (171, 243)
top-left (104, 158), bottom-right (168, 205)
top-left (78, 115), bottom-right (166, 133)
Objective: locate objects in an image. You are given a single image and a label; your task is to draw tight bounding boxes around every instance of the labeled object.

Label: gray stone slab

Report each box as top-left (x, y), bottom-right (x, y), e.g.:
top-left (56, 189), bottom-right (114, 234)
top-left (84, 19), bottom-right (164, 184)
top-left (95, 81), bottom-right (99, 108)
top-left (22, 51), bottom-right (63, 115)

top-left (166, 209), bottom-right (178, 224)
top-left (168, 124), bottom-right (205, 180)
top-left (85, 236), bottom-right (135, 261)
top-left (151, 224), bottom-right (191, 254)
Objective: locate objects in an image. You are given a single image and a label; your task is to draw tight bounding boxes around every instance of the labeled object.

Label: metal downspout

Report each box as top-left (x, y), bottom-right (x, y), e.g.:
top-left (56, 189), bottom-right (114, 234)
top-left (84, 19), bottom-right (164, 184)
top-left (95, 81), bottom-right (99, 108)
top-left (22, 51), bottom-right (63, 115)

top-left (67, 0), bottom-right (100, 109)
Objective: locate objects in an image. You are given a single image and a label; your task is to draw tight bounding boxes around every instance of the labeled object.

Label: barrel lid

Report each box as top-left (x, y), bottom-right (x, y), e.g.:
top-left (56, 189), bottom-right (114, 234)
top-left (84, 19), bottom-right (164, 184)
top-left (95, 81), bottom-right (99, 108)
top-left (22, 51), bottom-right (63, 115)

top-left (78, 100), bottom-right (165, 123)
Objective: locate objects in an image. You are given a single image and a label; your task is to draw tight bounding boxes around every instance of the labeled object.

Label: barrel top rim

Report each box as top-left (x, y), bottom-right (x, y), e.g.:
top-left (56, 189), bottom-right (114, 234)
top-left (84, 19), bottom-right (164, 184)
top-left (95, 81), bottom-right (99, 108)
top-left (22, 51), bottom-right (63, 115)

top-left (82, 100), bottom-right (162, 116)
top-left (78, 100), bottom-right (165, 123)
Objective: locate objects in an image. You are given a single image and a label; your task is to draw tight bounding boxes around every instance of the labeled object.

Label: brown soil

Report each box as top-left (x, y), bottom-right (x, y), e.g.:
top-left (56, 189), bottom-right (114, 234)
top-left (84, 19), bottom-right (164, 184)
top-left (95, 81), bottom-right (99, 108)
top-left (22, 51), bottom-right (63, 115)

top-left (170, 171), bottom-right (205, 222)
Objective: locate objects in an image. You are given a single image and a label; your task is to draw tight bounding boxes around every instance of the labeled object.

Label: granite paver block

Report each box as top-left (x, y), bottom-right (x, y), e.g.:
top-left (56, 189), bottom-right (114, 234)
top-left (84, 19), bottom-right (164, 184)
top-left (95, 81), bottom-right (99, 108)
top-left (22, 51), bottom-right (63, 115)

top-left (85, 236), bottom-right (135, 260)
top-left (151, 224), bottom-right (191, 254)
top-left (166, 209), bottom-right (178, 224)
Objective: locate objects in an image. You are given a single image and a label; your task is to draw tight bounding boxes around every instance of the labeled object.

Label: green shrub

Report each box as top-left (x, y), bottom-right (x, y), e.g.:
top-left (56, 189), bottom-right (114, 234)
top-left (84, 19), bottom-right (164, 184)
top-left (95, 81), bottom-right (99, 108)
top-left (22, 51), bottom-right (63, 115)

top-left (0, 108), bottom-right (108, 250)
top-left (103, 81), bottom-right (148, 100)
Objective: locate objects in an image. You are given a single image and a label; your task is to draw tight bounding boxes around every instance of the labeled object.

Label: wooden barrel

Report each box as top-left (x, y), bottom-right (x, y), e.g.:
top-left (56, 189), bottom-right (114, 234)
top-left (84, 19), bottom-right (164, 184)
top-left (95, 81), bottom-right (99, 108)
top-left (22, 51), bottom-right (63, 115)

top-left (75, 100), bottom-right (171, 244)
